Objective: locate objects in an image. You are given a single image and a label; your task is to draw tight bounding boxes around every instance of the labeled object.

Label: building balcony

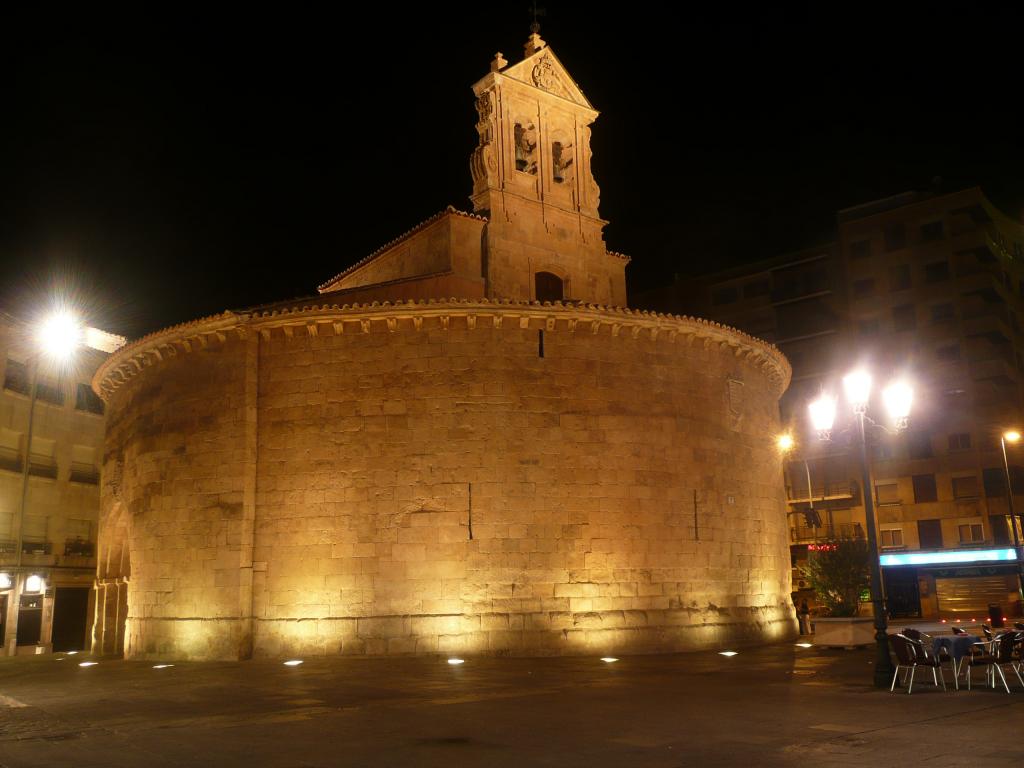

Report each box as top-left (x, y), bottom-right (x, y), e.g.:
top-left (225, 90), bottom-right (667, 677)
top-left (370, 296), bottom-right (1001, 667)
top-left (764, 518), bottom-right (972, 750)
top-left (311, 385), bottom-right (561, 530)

top-left (790, 522), bottom-right (865, 544)
top-left (21, 540), bottom-right (52, 555)
top-left (786, 480), bottom-right (855, 505)
top-left (64, 538), bottom-right (95, 557)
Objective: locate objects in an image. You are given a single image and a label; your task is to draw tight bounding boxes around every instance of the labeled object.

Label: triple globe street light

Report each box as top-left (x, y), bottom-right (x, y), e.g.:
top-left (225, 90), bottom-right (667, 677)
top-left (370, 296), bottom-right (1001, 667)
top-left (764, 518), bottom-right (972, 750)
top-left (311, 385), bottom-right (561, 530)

top-left (799, 369), bottom-right (913, 688)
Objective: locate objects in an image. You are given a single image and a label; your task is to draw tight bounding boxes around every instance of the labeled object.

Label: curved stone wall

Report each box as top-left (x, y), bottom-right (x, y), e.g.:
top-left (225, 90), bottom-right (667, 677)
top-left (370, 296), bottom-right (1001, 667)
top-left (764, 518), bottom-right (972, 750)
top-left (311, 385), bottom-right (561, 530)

top-left (95, 300), bottom-right (795, 659)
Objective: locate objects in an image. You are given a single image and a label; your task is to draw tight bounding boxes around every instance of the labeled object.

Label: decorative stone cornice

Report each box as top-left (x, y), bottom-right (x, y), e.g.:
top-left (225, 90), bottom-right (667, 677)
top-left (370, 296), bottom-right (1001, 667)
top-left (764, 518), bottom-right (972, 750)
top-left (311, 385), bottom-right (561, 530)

top-left (316, 207), bottom-right (489, 293)
top-left (93, 299), bottom-right (791, 400)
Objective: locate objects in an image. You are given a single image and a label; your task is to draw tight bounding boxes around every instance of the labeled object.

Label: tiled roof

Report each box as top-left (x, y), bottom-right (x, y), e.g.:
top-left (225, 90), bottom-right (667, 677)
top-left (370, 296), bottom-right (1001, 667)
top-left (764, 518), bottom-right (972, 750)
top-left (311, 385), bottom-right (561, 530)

top-left (316, 207), bottom-right (488, 292)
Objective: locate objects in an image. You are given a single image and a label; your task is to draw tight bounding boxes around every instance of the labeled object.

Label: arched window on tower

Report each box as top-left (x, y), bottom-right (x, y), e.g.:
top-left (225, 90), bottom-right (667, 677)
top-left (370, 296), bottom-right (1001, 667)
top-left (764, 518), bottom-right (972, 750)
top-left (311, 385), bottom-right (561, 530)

top-left (552, 141), bottom-right (573, 184)
top-left (535, 272), bottom-right (564, 303)
top-left (514, 123), bottom-right (537, 174)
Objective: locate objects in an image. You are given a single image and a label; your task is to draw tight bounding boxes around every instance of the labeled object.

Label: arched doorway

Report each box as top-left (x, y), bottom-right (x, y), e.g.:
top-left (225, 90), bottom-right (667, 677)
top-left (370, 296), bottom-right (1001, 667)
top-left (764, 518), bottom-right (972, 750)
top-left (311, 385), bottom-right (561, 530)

top-left (535, 272), bottom-right (564, 303)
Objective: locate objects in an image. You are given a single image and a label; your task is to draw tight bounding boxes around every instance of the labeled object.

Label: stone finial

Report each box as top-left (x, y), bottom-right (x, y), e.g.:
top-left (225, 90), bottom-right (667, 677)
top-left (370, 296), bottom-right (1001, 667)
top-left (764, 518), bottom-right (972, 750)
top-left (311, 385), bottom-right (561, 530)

top-left (524, 23), bottom-right (546, 57)
top-left (490, 51), bottom-right (508, 72)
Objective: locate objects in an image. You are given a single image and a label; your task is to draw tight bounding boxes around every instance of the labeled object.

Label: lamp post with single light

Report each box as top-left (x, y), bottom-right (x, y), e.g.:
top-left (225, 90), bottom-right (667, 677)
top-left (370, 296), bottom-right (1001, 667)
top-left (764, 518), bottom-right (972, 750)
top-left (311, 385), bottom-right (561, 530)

top-left (14, 311), bottom-right (84, 569)
top-left (999, 430), bottom-right (1024, 599)
top-left (809, 370), bottom-right (912, 689)
top-left (776, 434), bottom-right (822, 542)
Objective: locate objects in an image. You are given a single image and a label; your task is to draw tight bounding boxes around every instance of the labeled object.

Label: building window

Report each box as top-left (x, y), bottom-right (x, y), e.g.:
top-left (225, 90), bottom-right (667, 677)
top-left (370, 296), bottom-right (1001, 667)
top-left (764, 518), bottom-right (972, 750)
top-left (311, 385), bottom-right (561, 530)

top-left (892, 304), bottom-right (916, 331)
top-left (948, 433), bottom-right (971, 451)
top-left (930, 303), bottom-right (954, 323)
top-left (858, 318), bottom-right (881, 336)
top-left (908, 432), bottom-right (933, 459)
top-left (918, 519), bottom-right (943, 549)
top-left (880, 528), bottom-right (904, 548)
top-left (884, 223), bottom-right (907, 251)
top-left (924, 261), bottom-right (950, 282)
top-left (984, 467), bottom-right (1007, 497)
top-left (912, 474), bottom-right (938, 503)
top-left (551, 141), bottom-right (572, 183)
top-left (850, 240), bottom-right (871, 259)
top-left (876, 483), bottom-right (900, 505)
top-left (711, 286), bottom-right (738, 306)
top-left (514, 122), bottom-right (537, 174)
top-left (920, 220), bottom-right (944, 242)
top-left (535, 272), bottom-right (564, 303)
top-left (952, 475), bottom-right (978, 498)
top-left (852, 278), bottom-right (875, 297)
top-left (3, 359), bottom-right (29, 395)
top-left (743, 280), bottom-right (769, 298)
top-left (75, 383), bottom-right (104, 415)
top-left (889, 264), bottom-right (911, 291)
top-left (0, 428), bottom-right (23, 473)
top-left (936, 344), bottom-right (960, 362)
top-left (35, 379), bottom-right (63, 406)
top-left (958, 522), bottom-right (984, 544)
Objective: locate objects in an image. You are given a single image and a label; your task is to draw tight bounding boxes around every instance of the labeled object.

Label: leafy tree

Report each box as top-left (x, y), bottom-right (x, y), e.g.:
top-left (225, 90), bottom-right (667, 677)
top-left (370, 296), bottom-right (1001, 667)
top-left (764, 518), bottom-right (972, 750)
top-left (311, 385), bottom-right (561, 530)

top-left (800, 538), bottom-right (871, 617)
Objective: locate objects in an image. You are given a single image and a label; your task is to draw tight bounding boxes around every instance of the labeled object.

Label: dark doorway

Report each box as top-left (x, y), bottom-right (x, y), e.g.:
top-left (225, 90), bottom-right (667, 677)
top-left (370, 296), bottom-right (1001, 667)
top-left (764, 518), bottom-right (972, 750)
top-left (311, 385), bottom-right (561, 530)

top-left (16, 593), bottom-right (42, 646)
top-left (52, 587), bottom-right (90, 652)
top-left (535, 271), bottom-right (563, 303)
top-left (884, 568), bottom-right (922, 618)
top-left (0, 594), bottom-right (7, 645)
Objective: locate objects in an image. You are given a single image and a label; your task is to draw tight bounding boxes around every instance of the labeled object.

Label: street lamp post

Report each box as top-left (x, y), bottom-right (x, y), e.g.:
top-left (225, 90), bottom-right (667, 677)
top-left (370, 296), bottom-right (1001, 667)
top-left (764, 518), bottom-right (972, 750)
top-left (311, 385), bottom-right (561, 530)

top-left (809, 370), bottom-right (912, 689)
top-left (999, 430), bottom-right (1024, 599)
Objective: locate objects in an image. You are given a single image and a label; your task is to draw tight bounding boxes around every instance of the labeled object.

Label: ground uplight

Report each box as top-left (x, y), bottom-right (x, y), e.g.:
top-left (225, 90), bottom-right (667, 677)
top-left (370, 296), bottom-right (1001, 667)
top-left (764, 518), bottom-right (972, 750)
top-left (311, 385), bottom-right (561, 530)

top-left (153, 664), bottom-right (174, 669)
top-left (719, 651), bottom-right (738, 657)
top-left (795, 643), bottom-right (813, 649)
top-left (283, 660), bottom-right (304, 666)
top-left (600, 657), bottom-right (619, 663)
top-left (447, 658), bottom-right (465, 665)
top-left (78, 661), bottom-right (98, 667)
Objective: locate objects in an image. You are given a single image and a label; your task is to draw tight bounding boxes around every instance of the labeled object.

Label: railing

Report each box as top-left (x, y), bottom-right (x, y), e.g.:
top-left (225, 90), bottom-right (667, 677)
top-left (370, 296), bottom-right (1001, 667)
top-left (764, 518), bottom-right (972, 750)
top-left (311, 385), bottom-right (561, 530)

top-left (790, 522), bottom-right (865, 543)
top-left (64, 538), bottom-right (95, 557)
top-left (0, 539), bottom-right (16, 554)
top-left (786, 480), bottom-right (855, 504)
top-left (21, 540), bottom-right (52, 555)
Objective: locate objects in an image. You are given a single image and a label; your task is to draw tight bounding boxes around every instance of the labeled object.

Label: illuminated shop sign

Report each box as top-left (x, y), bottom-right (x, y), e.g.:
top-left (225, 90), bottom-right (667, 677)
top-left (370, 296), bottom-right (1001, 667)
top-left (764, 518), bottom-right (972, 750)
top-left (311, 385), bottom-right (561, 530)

top-left (880, 548), bottom-right (1018, 567)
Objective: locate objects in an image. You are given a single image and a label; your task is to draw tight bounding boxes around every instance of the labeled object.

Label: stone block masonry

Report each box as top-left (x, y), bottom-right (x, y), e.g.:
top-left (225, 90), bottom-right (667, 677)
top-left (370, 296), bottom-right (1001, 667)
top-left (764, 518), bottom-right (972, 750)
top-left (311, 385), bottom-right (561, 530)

top-left (93, 300), bottom-right (796, 659)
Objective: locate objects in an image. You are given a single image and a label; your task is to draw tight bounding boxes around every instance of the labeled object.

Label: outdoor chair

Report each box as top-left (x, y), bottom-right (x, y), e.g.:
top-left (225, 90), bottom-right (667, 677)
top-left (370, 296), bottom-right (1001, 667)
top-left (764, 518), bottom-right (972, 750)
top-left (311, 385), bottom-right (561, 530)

top-left (951, 626), bottom-right (969, 636)
top-left (965, 631), bottom-right (1024, 693)
top-left (982, 624), bottom-right (993, 641)
top-left (889, 633), bottom-right (946, 693)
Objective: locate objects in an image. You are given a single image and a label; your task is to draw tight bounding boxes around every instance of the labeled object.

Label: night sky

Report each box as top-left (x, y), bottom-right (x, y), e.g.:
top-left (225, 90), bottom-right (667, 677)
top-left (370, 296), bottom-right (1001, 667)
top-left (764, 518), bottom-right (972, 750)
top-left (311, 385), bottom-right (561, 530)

top-left (2, 5), bottom-right (1023, 339)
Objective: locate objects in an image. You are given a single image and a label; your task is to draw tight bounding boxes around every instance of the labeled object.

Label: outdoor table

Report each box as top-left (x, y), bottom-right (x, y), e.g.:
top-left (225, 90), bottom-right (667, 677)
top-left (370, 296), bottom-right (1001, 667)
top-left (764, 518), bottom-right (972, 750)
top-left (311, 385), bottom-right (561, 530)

top-left (932, 635), bottom-right (986, 689)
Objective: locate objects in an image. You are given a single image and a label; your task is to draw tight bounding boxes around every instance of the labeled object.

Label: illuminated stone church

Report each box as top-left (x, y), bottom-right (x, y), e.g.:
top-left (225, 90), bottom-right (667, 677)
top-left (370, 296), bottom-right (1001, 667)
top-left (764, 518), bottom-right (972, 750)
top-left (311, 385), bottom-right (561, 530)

top-left (92, 29), bottom-right (796, 660)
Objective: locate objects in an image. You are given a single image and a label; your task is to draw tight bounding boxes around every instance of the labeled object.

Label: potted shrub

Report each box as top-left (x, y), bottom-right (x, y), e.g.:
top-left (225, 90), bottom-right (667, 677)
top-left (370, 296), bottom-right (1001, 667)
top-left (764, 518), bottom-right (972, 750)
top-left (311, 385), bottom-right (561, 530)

top-left (800, 538), bottom-right (876, 647)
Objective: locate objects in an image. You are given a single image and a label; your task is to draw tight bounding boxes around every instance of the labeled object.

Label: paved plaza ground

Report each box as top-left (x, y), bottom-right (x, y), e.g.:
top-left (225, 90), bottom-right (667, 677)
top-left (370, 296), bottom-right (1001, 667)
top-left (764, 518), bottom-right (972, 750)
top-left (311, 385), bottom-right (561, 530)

top-left (2, 639), bottom-right (1023, 767)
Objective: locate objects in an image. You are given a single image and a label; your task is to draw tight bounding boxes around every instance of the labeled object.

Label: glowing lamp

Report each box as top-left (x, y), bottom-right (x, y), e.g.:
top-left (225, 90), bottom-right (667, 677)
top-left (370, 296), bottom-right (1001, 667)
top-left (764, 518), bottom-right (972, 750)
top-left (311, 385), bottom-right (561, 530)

top-left (37, 311), bottom-right (83, 362)
top-left (447, 658), bottom-right (465, 665)
top-left (719, 651), bottom-right (738, 657)
top-left (78, 661), bottom-right (98, 667)
top-left (0, 572), bottom-right (11, 589)
top-left (153, 664), bottom-right (174, 669)
top-left (795, 643), bottom-right (813, 649)
top-left (882, 380), bottom-right (913, 421)
top-left (842, 370), bottom-right (872, 411)
top-left (1005, 431), bottom-right (1021, 444)
top-left (24, 574), bottom-right (44, 593)
top-left (283, 659), bottom-right (303, 666)
top-left (600, 657), bottom-right (619, 663)
top-left (808, 395), bottom-right (836, 433)
top-left (776, 434), bottom-right (794, 452)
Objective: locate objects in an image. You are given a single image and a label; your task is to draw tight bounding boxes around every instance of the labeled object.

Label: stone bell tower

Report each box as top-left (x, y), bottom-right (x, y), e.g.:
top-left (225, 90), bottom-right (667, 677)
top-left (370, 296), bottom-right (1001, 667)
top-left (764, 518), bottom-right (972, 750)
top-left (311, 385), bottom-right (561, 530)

top-left (470, 27), bottom-right (629, 307)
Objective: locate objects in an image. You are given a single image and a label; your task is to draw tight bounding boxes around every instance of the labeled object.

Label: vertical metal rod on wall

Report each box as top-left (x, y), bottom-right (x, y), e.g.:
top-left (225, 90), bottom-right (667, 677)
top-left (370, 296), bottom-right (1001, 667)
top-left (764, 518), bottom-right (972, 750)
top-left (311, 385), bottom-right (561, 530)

top-left (693, 489), bottom-right (699, 541)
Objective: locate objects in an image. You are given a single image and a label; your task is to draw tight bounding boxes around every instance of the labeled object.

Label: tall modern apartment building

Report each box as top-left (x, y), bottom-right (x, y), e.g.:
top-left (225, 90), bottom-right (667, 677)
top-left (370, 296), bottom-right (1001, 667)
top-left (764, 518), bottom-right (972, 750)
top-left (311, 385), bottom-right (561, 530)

top-left (641, 187), bottom-right (1024, 620)
top-left (0, 311), bottom-right (122, 654)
